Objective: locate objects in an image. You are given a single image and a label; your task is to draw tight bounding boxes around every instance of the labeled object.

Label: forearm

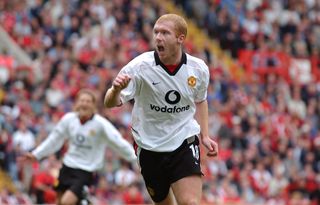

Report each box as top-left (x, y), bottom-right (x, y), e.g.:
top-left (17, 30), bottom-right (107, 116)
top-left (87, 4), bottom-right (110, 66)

top-left (195, 100), bottom-right (209, 139)
top-left (32, 132), bottom-right (65, 160)
top-left (104, 86), bottom-right (122, 108)
top-left (196, 100), bottom-right (218, 157)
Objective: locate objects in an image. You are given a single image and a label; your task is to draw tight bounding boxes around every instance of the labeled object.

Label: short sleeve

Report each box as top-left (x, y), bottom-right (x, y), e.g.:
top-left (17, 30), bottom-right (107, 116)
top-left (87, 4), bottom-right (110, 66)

top-left (195, 63), bottom-right (210, 102)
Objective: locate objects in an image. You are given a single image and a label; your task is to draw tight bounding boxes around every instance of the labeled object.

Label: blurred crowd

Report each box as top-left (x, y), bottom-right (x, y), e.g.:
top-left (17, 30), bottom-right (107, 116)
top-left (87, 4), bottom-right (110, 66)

top-left (177, 0), bottom-right (320, 59)
top-left (0, 0), bottom-right (319, 205)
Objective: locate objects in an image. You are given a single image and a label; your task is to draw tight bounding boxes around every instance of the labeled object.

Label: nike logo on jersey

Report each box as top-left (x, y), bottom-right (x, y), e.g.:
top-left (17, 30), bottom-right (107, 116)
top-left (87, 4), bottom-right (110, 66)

top-left (152, 81), bottom-right (161, 85)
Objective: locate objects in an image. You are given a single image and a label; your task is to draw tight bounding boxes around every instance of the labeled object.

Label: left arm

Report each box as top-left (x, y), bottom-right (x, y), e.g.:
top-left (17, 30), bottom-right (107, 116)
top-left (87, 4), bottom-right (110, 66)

top-left (195, 100), bottom-right (209, 138)
top-left (195, 100), bottom-right (218, 157)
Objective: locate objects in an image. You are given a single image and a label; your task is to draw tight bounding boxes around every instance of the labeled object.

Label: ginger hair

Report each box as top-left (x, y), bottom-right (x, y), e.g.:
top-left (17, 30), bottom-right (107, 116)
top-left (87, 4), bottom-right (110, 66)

top-left (155, 14), bottom-right (188, 37)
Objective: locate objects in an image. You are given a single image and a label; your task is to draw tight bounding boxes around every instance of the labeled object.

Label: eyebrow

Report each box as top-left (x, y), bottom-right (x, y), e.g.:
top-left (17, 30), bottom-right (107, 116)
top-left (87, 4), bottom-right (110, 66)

top-left (153, 26), bottom-right (171, 33)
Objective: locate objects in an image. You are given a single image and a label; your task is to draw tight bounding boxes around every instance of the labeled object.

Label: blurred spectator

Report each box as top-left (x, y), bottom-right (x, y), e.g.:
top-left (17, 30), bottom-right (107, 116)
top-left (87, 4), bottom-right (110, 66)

top-left (30, 155), bottom-right (59, 204)
top-left (12, 119), bottom-right (35, 153)
top-left (121, 183), bottom-right (144, 204)
top-left (114, 160), bottom-right (137, 188)
top-left (0, 188), bottom-right (31, 205)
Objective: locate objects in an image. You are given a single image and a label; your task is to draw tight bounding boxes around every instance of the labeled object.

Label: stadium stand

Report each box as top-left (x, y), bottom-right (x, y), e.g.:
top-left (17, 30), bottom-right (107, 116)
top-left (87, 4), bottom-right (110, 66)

top-left (0, 0), bottom-right (319, 205)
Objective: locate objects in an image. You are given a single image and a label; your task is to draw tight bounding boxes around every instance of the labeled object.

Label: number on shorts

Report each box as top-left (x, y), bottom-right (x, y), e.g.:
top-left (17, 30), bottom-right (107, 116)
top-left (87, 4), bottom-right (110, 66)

top-left (189, 144), bottom-right (199, 160)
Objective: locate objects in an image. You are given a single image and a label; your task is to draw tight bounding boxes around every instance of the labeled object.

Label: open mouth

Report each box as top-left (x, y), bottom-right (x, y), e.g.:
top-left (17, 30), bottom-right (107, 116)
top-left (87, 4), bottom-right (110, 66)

top-left (157, 45), bottom-right (165, 52)
top-left (79, 107), bottom-right (89, 112)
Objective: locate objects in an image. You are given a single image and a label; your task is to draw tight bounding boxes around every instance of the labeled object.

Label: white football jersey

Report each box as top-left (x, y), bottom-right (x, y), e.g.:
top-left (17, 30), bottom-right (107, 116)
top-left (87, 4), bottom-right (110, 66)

top-left (120, 51), bottom-right (209, 152)
top-left (32, 112), bottom-right (136, 172)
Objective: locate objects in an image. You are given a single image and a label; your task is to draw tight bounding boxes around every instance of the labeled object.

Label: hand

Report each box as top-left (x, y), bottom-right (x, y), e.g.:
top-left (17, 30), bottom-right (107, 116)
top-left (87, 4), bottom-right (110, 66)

top-left (17, 152), bottom-right (38, 163)
top-left (112, 74), bottom-right (131, 92)
top-left (201, 136), bottom-right (218, 157)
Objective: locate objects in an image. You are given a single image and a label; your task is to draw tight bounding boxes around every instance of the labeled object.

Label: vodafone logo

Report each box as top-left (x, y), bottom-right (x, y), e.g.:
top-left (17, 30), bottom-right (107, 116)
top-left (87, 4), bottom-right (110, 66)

top-left (165, 90), bottom-right (181, 104)
top-left (76, 134), bottom-right (85, 143)
top-left (149, 90), bottom-right (190, 113)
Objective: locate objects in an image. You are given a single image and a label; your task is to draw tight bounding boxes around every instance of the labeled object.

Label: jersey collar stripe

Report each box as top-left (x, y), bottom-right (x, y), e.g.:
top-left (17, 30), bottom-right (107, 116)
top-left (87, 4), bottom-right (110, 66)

top-left (154, 51), bottom-right (187, 76)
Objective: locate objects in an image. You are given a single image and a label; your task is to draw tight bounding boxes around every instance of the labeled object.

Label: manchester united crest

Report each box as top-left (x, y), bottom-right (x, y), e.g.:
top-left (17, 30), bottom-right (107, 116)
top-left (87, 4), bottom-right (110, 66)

top-left (188, 76), bottom-right (196, 87)
top-left (89, 129), bottom-right (96, 136)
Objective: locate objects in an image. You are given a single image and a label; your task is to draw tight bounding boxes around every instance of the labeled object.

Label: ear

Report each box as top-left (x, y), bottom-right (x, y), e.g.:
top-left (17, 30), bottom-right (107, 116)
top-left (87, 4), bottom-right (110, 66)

top-left (177, 34), bottom-right (185, 44)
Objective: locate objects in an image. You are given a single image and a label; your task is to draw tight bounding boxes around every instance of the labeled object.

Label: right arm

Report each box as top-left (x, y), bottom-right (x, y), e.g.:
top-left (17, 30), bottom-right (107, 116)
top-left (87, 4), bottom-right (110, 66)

top-left (31, 129), bottom-right (66, 160)
top-left (19, 116), bottom-right (68, 162)
top-left (104, 74), bottom-right (131, 108)
top-left (19, 130), bottom-right (66, 163)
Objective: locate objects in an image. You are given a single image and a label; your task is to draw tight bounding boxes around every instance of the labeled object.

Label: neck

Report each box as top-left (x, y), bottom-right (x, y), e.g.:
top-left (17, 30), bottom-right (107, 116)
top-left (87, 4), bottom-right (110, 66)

top-left (160, 49), bottom-right (182, 65)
